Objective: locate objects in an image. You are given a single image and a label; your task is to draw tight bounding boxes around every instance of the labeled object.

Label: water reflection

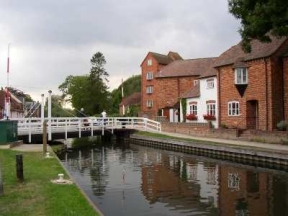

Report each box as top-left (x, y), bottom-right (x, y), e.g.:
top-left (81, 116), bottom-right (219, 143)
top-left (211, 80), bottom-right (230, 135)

top-left (57, 139), bottom-right (288, 216)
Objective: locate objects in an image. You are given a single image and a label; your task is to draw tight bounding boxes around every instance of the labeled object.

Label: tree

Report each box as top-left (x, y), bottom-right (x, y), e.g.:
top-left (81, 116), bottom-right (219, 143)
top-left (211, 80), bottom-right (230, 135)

top-left (228, 0), bottom-right (288, 52)
top-left (44, 94), bottom-right (74, 117)
top-left (58, 52), bottom-right (110, 116)
top-left (109, 75), bottom-right (141, 115)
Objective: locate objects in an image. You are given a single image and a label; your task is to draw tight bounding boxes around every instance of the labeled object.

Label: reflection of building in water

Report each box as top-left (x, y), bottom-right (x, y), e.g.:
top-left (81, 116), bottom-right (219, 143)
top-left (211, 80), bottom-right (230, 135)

top-left (219, 166), bottom-right (269, 216)
top-left (141, 152), bottom-right (220, 213)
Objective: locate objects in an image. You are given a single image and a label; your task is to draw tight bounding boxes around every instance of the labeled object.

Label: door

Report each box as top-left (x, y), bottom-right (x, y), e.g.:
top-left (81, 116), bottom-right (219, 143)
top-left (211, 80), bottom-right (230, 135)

top-left (246, 100), bottom-right (258, 129)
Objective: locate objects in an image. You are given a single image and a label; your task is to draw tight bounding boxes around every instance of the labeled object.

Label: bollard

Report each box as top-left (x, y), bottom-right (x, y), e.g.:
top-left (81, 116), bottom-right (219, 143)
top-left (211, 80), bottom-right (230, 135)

top-left (43, 120), bottom-right (48, 154)
top-left (16, 154), bottom-right (24, 182)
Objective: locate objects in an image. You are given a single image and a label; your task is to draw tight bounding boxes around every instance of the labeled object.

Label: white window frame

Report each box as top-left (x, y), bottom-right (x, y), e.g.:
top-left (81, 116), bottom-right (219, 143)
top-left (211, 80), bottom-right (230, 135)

top-left (146, 100), bottom-right (153, 108)
top-left (193, 80), bottom-right (199, 86)
top-left (147, 59), bottom-right (152, 66)
top-left (189, 104), bottom-right (197, 115)
top-left (235, 68), bottom-right (248, 84)
top-left (146, 86), bottom-right (153, 94)
top-left (228, 173), bottom-right (240, 191)
top-left (146, 72), bottom-right (153, 80)
top-left (206, 103), bottom-right (216, 116)
top-left (228, 101), bottom-right (240, 116)
top-left (206, 79), bottom-right (214, 89)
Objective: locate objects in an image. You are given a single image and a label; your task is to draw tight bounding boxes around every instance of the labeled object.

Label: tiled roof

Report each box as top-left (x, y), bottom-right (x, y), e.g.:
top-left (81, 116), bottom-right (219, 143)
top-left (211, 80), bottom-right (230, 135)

top-left (167, 51), bottom-right (183, 61)
top-left (214, 36), bottom-right (288, 67)
top-left (150, 52), bottom-right (174, 65)
top-left (156, 57), bottom-right (217, 78)
top-left (180, 84), bottom-right (200, 99)
top-left (119, 92), bottom-right (141, 106)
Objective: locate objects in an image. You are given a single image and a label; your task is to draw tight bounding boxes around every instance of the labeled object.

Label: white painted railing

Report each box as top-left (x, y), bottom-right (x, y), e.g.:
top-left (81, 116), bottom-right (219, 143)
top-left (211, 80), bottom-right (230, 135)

top-left (12, 117), bottom-right (161, 142)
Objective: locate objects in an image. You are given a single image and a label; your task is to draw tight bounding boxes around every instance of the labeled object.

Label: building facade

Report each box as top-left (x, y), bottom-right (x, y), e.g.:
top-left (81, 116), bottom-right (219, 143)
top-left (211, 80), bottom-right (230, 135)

top-left (215, 36), bottom-right (288, 131)
top-left (140, 51), bottom-right (182, 119)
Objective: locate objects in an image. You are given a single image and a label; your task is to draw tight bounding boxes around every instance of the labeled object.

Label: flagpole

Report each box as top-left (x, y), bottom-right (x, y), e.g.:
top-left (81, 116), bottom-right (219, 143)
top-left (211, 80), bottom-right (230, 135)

top-left (5, 43), bottom-right (11, 119)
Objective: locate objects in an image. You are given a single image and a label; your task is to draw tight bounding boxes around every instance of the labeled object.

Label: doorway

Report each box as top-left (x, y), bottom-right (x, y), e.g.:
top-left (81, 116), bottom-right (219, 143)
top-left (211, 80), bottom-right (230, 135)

top-left (246, 100), bottom-right (258, 129)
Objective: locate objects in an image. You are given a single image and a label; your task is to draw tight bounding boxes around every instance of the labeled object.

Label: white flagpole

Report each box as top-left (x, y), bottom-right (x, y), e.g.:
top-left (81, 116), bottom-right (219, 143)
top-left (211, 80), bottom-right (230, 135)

top-left (5, 43), bottom-right (11, 119)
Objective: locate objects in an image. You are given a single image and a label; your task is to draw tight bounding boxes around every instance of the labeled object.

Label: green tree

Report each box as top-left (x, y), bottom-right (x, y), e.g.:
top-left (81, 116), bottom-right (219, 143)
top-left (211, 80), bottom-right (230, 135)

top-left (58, 52), bottom-right (110, 116)
top-left (228, 0), bottom-right (288, 52)
top-left (44, 94), bottom-right (74, 117)
top-left (109, 75), bottom-right (141, 115)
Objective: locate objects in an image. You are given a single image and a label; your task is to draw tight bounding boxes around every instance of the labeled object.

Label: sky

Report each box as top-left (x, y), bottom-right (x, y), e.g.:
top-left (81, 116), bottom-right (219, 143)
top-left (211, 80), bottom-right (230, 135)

top-left (0, 0), bottom-right (241, 102)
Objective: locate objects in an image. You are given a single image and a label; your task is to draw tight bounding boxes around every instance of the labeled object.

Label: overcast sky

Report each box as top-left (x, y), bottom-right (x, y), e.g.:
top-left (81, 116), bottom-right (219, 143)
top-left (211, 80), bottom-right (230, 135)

top-left (0, 0), bottom-right (241, 102)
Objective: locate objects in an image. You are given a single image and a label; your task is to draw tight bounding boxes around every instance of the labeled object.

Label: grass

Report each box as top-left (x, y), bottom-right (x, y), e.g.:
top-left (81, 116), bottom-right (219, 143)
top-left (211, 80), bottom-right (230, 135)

top-left (0, 149), bottom-right (99, 216)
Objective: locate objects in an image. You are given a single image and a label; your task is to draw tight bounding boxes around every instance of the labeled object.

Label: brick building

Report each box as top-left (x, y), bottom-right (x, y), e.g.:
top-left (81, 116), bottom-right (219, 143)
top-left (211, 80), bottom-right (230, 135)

top-left (0, 89), bottom-right (24, 119)
top-left (140, 51), bottom-right (217, 122)
top-left (214, 36), bottom-right (288, 131)
top-left (140, 51), bottom-right (183, 119)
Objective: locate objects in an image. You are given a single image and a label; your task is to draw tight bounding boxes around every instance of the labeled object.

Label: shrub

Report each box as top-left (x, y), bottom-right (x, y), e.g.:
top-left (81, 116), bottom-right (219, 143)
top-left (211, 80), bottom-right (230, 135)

top-left (277, 120), bottom-right (288, 131)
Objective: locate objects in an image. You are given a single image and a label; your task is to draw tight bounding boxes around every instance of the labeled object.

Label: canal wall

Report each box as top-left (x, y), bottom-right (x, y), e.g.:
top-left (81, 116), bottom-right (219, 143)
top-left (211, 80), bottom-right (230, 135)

top-left (161, 122), bottom-right (288, 144)
top-left (128, 134), bottom-right (288, 171)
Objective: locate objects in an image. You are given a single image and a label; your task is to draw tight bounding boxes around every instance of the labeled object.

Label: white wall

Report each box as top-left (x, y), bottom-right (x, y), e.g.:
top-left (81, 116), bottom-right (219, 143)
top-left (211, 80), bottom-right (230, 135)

top-left (186, 76), bottom-right (218, 128)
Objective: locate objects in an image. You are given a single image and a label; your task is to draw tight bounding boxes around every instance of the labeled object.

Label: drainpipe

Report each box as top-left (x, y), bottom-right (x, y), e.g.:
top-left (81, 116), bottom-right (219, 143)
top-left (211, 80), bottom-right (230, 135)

top-left (282, 58), bottom-right (285, 121)
top-left (264, 59), bottom-right (269, 130)
top-left (217, 69), bottom-right (221, 127)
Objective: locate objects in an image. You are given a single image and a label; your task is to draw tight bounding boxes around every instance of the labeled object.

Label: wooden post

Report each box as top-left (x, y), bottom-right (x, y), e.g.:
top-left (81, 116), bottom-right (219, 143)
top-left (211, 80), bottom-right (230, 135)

top-left (16, 154), bottom-right (24, 182)
top-left (43, 120), bottom-right (48, 154)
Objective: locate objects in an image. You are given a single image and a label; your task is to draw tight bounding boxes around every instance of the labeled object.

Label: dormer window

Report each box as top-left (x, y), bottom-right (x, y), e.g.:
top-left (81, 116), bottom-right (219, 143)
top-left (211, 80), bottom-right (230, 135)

top-left (235, 68), bottom-right (248, 84)
top-left (147, 59), bottom-right (152, 66)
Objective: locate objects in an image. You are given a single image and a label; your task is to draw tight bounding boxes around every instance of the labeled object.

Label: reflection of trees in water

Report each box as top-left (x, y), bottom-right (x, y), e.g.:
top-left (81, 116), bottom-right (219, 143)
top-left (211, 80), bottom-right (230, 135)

top-left (61, 144), bottom-right (110, 196)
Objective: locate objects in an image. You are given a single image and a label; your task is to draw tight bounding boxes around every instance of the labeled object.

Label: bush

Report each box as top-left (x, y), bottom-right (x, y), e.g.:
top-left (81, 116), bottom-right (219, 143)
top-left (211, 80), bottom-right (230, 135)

top-left (277, 120), bottom-right (288, 131)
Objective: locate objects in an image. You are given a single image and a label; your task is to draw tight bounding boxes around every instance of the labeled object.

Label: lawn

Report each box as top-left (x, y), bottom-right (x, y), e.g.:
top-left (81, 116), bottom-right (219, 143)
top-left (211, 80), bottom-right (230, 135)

top-left (0, 149), bottom-right (99, 216)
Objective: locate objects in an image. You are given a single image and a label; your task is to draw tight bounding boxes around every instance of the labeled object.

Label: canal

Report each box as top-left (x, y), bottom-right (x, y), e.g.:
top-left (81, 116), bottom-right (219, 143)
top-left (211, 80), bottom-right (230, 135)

top-left (56, 137), bottom-right (288, 216)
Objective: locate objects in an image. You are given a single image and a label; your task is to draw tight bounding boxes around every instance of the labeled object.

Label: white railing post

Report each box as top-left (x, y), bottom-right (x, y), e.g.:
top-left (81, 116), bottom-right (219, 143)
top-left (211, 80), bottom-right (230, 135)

top-left (78, 118), bottom-right (81, 138)
top-left (65, 119), bottom-right (68, 139)
top-left (41, 94), bottom-right (45, 123)
top-left (144, 118), bottom-right (147, 132)
top-left (48, 90), bottom-right (52, 140)
top-left (29, 118), bottom-right (31, 143)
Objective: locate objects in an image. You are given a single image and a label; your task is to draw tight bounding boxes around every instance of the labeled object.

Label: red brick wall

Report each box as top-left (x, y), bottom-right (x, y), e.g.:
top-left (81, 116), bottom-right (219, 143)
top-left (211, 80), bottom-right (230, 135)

top-left (270, 57), bottom-right (284, 128)
top-left (218, 60), bottom-right (273, 130)
top-left (141, 53), bottom-right (166, 118)
top-left (284, 57), bottom-right (288, 120)
top-left (156, 76), bottom-right (196, 110)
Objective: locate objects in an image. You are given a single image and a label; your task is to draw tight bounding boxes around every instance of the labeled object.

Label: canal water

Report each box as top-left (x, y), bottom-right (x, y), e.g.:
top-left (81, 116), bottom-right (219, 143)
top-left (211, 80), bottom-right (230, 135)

top-left (57, 138), bottom-right (288, 216)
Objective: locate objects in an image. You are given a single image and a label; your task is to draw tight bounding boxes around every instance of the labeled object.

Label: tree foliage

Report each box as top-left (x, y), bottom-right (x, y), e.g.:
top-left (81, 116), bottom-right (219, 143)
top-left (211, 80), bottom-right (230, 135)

top-left (58, 52), bottom-right (110, 116)
top-left (109, 75), bottom-right (141, 115)
top-left (228, 0), bottom-right (288, 52)
top-left (44, 95), bottom-right (74, 117)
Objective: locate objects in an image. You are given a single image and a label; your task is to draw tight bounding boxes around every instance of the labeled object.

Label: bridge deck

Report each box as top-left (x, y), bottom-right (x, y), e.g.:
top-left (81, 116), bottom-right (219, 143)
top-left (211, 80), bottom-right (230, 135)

top-left (12, 117), bottom-right (161, 143)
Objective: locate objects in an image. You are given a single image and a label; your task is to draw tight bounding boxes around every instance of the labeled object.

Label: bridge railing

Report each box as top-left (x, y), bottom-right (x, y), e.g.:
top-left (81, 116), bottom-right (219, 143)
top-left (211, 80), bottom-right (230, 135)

top-left (12, 117), bottom-right (161, 142)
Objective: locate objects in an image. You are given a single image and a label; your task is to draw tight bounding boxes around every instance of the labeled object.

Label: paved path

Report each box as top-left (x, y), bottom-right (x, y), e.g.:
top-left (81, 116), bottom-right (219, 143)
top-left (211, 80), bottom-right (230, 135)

top-left (159, 131), bottom-right (288, 153)
top-left (0, 131), bottom-right (287, 153)
top-left (0, 143), bottom-right (51, 152)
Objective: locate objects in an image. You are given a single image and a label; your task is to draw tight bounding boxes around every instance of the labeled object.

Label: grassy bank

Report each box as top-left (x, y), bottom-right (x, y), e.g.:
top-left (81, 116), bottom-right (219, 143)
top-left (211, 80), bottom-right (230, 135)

top-left (0, 149), bottom-right (99, 216)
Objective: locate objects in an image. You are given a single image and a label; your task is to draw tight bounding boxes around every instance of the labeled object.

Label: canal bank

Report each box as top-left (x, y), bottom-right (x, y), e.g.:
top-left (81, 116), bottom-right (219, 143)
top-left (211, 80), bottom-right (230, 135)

top-left (0, 145), bottom-right (102, 216)
top-left (129, 132), bottom-right (288, 170)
